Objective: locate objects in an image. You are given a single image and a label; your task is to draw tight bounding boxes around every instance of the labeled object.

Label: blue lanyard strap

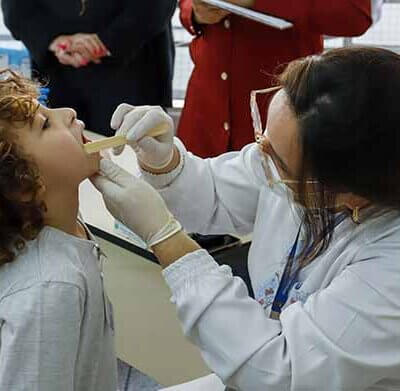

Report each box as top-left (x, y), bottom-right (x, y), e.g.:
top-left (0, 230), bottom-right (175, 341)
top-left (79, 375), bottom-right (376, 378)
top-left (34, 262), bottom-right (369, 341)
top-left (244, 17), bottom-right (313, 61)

top-left (270, 212), bottom-right (348, 320)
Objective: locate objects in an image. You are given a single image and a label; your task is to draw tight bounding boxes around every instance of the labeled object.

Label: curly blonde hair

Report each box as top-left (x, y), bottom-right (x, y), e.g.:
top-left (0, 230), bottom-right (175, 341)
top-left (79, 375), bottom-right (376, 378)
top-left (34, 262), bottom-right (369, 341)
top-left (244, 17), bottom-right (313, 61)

top-left (0, 68), bottom-right (46, 265)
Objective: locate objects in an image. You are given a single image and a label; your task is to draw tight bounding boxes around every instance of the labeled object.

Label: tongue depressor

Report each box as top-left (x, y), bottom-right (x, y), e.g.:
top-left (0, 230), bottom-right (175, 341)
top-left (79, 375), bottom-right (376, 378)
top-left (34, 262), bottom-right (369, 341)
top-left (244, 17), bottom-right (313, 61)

top-left (84, 123), bottom-right (169, 154)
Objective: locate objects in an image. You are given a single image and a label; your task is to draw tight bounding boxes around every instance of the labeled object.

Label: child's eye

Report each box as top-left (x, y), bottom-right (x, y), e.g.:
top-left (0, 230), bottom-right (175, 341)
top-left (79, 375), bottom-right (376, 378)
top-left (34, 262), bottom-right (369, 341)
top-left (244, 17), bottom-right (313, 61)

top-left (42, 118), bottom-right (50, 130)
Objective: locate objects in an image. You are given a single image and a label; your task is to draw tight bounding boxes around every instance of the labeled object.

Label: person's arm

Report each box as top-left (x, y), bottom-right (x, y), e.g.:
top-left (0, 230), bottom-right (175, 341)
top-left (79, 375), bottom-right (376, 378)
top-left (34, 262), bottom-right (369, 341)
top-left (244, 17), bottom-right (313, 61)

top-left (179, 0), bottom-right (230, 34)
top-left (153, 231), bottom-right (201, 266)
top-left (248, 0), bottom-right (372, 36)
top-left (97, 0), bottom-right (177, 61)
top-left (161, 246), bottom-right (400, 390)
top-left (1, 0), bottom-right (63, 68)
top-left (0, 283), bottom-right (84, 390)
top-left (105, 105), bottom-right (263, 237)
top-left (141, 139), bottom-right (265, 236)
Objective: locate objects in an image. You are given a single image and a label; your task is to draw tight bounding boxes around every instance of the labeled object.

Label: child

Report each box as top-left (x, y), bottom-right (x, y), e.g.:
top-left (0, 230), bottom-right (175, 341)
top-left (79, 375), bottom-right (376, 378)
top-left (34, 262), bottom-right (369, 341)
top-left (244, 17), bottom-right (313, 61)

top-left (0, 68), bottom-right (117, 390)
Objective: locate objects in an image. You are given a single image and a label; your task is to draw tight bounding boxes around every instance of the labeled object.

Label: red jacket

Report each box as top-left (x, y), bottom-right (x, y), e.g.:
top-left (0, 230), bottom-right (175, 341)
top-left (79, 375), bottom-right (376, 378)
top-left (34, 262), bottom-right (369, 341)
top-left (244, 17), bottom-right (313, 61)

top-left (178, 0), bottom-right (372, 158)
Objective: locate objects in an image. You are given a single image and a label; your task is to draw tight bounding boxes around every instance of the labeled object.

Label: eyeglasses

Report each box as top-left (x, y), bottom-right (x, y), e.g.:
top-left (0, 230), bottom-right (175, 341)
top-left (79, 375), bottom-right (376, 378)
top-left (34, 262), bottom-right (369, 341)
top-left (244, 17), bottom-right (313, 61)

top-left (250, 85), bottom-right (282, 143)
top-left (250, 86), bottom-right (293, 186)
top-left (250, 86), bottom-right (318, 188)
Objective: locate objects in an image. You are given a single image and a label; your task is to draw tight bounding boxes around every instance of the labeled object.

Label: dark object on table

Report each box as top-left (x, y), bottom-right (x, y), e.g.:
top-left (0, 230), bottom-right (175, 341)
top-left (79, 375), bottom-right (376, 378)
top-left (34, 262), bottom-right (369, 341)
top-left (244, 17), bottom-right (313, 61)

top-left (189, 233), bottom-right (241, 254)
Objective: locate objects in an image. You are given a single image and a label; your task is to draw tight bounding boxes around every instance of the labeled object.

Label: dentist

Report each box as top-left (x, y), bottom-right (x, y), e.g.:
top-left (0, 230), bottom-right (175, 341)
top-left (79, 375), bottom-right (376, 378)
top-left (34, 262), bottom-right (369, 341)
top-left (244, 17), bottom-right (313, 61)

top-left (92, 47), bottom-right (400, 390)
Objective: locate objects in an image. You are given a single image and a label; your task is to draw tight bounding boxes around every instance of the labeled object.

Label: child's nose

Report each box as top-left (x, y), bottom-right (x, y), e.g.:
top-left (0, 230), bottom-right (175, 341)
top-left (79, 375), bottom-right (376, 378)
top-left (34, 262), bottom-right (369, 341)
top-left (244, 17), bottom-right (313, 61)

top-left (62, 108), bottom-right (77, 125)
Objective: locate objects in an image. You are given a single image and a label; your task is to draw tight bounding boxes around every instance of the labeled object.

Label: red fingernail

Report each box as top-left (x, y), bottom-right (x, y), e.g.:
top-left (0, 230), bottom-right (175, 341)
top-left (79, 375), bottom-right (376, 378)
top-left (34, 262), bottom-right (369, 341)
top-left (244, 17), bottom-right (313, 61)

top-left (57, 43), bottom-right (68, 50)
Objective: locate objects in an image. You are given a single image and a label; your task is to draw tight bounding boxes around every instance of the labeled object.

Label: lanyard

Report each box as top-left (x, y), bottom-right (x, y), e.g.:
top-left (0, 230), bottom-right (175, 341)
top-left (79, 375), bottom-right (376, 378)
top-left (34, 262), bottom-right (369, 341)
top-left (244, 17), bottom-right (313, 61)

top-left (270, 212), bottom-right (348, 320)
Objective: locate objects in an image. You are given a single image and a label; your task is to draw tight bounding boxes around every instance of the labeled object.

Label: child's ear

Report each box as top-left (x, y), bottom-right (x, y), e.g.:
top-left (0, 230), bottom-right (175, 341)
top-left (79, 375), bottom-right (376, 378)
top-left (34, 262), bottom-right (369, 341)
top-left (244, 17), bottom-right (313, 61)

top-left (5, 190), bottom-right (34, 203)
top-left (5, 177), bottom-right (46, 203)
top-left (36, 177), bottom-right (46, 198)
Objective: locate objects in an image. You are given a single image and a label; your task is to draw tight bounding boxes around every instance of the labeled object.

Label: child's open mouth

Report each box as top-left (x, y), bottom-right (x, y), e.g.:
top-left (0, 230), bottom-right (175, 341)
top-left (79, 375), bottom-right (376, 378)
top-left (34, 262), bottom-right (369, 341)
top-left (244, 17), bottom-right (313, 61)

top-left (82, 134), bottom-right (90, 144)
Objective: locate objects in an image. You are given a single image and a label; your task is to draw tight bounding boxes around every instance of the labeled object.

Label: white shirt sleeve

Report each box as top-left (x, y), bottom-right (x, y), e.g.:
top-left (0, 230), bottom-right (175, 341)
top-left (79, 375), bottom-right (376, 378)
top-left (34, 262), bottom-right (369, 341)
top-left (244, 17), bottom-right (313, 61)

top-left (0, 282), bottom-right (84, 391)
top-left (141, 138), bottom-right (266, 236)
top-left (163, 248), bottom-right (400, 391)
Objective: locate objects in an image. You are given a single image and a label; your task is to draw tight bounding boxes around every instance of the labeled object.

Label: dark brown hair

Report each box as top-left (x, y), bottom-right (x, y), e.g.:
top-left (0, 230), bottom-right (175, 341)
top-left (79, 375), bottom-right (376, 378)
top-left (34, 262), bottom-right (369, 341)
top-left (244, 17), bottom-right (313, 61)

top-left (0, 68), bottom-right (46, 265)
top-left (278, 47), bottom-right (400, 265)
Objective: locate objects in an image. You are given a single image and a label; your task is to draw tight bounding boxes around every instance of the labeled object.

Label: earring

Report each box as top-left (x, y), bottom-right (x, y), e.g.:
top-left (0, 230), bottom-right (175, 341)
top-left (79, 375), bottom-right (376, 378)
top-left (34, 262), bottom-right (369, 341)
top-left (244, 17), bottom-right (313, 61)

top-left (352, 207), bottom-right (360, 224)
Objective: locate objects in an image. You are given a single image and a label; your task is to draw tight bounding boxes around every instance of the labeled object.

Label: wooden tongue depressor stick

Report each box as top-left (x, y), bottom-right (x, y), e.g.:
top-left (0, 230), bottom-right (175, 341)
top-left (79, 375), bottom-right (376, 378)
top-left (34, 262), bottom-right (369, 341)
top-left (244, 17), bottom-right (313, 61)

top-left (84, 122), bottom-right (169, 154)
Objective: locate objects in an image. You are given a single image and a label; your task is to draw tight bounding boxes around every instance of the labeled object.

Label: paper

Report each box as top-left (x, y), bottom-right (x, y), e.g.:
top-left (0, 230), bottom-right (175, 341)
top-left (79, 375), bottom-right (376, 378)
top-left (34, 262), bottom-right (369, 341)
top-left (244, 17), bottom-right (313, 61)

top-left (202, 0), bottom-right (293, 30)
top-left (160, 374), bottom-right (226, 391)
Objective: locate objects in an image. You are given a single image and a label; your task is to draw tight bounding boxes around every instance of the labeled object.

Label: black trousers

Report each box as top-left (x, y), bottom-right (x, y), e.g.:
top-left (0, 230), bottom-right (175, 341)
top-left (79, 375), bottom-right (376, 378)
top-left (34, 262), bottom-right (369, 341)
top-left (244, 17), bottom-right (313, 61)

top-left (44, 60), bottom-right (172, 136)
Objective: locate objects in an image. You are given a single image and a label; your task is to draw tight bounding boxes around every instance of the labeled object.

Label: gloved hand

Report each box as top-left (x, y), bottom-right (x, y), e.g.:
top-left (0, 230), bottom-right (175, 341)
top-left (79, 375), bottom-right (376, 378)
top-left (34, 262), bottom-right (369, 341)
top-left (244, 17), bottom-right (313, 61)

top-left (111, 104), bottom-right (175, 170)
top-left (90, 159), bottom-right (182, 248)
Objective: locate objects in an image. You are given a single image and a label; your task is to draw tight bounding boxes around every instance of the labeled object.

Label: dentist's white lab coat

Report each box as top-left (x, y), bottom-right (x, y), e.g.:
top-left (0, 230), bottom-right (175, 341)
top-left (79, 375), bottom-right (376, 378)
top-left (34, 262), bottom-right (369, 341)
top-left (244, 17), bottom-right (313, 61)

top-left (143, 139), bottom-right (400, 391)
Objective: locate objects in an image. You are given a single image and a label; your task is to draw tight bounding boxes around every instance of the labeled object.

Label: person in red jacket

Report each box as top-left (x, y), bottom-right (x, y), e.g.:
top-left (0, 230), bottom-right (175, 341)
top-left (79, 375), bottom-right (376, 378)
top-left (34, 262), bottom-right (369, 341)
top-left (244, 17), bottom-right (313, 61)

top-left (178, 0), bottom-right (373, 158)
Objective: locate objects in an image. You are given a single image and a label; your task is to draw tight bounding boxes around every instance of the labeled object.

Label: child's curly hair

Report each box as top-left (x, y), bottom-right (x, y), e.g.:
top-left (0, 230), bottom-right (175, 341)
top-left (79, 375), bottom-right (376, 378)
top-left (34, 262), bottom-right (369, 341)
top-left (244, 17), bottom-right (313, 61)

top-left (0, 68), bottom-right (46, 265)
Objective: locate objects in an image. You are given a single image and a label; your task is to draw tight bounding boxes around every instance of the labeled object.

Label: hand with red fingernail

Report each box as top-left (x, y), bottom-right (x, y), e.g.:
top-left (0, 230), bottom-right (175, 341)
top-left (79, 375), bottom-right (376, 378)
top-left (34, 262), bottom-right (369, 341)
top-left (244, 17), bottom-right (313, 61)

top-left (49, 33), bottom-right (110, 68)
top-left (69, 33), bottom-right (109, 64)
top-left (49, 35), bottom-right (72, 54)
top-left (57, 43), bottom-right (69, 51)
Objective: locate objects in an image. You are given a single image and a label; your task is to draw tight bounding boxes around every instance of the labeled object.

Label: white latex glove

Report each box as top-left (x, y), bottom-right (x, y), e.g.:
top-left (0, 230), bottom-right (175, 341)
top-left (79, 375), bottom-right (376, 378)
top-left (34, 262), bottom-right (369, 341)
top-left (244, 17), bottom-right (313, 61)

top-left (90, 159), bottom-right (182, 248)
top-left (111, 104), bottom-right (174, 169)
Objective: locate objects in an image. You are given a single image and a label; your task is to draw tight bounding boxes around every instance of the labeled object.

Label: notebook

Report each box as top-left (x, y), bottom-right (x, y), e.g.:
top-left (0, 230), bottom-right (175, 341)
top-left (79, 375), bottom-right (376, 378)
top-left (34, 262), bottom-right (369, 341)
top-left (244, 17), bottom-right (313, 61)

top-left (202, 0), bottom-right (293, 30)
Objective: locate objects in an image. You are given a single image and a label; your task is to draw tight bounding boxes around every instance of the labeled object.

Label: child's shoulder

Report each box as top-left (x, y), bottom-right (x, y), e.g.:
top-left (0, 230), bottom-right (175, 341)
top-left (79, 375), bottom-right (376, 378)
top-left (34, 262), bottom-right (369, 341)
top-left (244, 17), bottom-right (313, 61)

top-left (0, 225), bottom-right (101, 301)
